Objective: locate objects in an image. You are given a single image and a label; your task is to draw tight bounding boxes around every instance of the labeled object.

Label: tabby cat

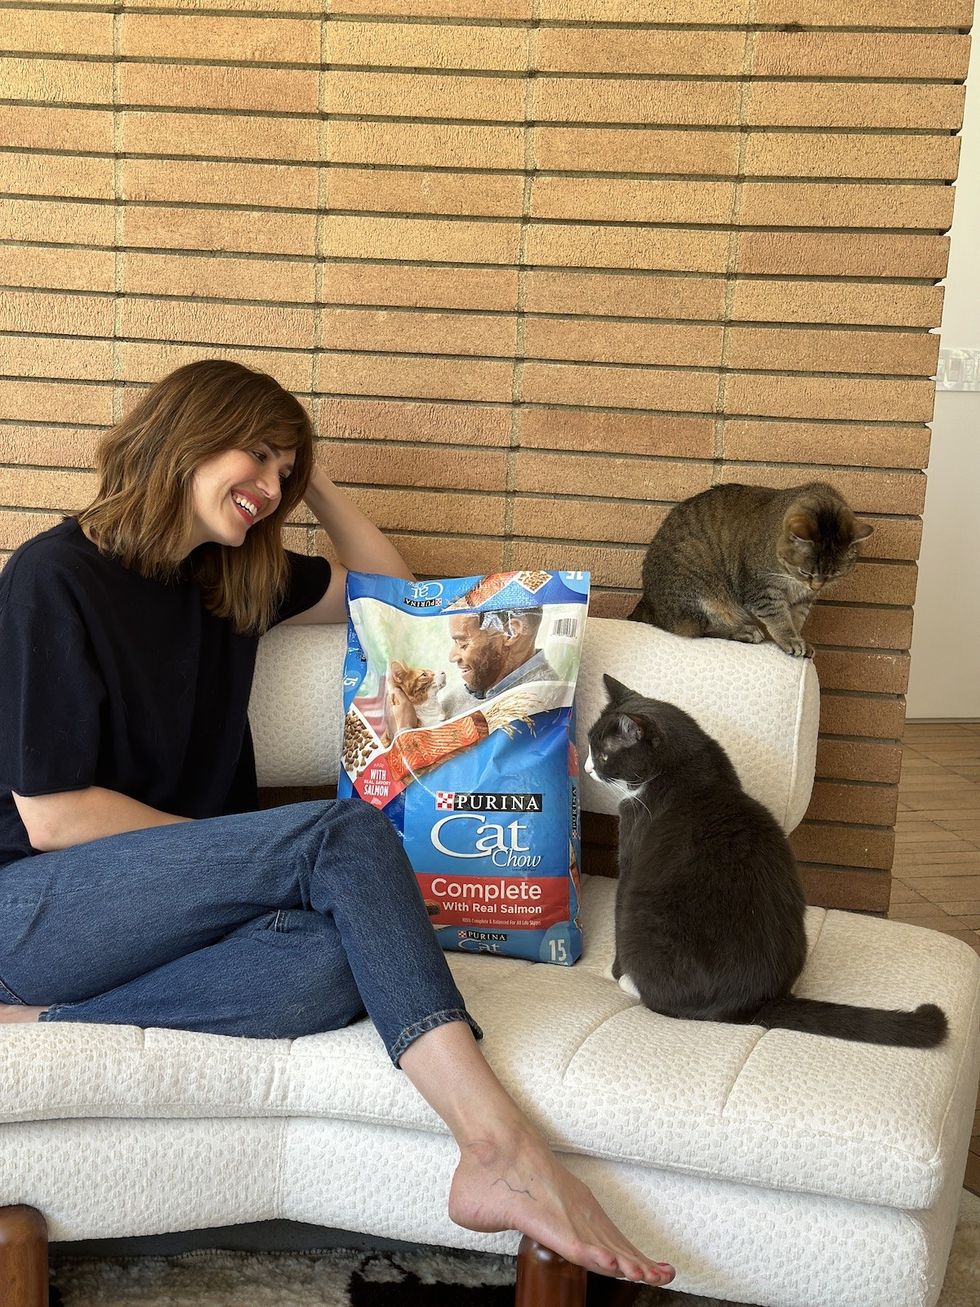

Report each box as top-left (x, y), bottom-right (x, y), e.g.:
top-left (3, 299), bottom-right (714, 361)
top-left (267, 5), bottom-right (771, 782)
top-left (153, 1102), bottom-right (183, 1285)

top-left (586, 675), bottom-right (947, 1047)
top-left (629, 481), bottom-right (873, 656)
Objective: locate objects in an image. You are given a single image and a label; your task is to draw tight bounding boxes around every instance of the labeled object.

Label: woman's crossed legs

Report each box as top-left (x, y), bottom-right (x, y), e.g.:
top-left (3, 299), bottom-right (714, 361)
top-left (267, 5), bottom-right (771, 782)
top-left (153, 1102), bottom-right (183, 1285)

top-left (0, 799), bottom-right (674, 1286)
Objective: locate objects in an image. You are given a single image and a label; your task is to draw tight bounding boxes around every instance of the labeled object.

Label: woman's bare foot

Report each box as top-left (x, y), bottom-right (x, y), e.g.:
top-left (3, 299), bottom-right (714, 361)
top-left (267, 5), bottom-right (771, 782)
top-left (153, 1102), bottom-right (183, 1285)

top-left (400, 1020), bottom-right (675, 1285)
top-left (0, 1005), bottom-right (45, 1023)
top-left (448, 1126), bottom-right (675, 1286)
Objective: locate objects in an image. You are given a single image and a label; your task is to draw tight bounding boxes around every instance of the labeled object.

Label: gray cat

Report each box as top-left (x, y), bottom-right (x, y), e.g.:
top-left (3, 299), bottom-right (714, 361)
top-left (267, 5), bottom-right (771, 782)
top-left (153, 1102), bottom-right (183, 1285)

top-left (587, 675), bottom-right (947, 1047)
top-left (629, 481), bottom-right (873, 656)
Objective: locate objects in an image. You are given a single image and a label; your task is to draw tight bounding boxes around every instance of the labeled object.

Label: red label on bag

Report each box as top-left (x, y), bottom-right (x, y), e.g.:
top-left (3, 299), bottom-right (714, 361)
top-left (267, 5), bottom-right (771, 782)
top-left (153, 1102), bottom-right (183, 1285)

top-left (354, 755), bottom-right (405, 808)
top-left (416, 873), bottom-right (569, 931)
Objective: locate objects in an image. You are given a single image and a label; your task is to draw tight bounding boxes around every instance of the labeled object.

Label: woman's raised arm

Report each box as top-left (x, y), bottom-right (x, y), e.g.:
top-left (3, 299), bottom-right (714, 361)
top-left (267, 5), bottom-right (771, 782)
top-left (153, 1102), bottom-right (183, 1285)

top-left (283, 465), bottom-right (414, 626)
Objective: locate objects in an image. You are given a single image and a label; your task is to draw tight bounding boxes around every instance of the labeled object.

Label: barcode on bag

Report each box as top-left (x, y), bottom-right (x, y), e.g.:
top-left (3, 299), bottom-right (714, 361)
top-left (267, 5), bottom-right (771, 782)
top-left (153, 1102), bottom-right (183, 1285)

top-left (552, 617), bottom-right (580, 639)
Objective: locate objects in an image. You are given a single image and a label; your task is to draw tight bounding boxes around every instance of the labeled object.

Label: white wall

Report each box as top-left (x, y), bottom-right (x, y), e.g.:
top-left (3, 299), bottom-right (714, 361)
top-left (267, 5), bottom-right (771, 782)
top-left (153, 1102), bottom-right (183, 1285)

top-left (906, 31), bottom-right (980, 720)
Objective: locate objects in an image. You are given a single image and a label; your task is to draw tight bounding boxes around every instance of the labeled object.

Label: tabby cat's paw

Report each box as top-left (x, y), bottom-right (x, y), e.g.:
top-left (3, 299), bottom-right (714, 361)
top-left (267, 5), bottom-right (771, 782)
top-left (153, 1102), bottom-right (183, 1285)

top-left (779, 637), bottom-right (813, 658)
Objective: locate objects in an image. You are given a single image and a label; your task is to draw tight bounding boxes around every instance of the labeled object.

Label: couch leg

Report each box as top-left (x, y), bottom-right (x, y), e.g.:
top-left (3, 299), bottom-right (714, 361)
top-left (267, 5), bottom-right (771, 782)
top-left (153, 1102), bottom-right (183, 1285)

top-left (515, 1236), bottom-right (587, 1307)
top-left (0, 1206), bottom-right (48, 1307)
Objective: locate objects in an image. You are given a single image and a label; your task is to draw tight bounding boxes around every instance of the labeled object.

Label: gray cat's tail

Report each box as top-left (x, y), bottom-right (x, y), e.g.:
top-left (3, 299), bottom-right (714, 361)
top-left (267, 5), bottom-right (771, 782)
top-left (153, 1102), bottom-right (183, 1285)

top-left (754, 998), bottom-right (947, 1048)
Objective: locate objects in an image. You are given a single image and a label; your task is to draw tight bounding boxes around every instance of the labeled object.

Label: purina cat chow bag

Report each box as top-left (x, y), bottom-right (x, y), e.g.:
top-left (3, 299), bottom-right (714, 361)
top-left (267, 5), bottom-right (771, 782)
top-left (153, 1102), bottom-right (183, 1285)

top-left (339, 570), bottom-right (591, 964)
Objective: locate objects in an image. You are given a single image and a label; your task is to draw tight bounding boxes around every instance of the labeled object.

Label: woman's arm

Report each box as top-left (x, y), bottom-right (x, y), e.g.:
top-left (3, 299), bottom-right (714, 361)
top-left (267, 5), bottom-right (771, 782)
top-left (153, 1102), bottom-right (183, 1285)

top-left (283, 466), bottom-right (415, 626)
top-left (14, 787), bottom-right (191, 853)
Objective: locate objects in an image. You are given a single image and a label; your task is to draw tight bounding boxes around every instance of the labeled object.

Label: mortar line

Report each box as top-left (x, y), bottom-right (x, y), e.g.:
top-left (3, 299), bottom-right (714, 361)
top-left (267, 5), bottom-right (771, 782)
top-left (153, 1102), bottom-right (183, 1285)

top-left (503, 13), bottom-right (537, 572)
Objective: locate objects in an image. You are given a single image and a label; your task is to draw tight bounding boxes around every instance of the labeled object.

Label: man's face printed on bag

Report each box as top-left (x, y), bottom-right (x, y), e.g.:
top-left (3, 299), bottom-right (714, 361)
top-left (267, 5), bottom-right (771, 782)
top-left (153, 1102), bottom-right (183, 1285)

top-left (447, 614), bottom-right (506, 693)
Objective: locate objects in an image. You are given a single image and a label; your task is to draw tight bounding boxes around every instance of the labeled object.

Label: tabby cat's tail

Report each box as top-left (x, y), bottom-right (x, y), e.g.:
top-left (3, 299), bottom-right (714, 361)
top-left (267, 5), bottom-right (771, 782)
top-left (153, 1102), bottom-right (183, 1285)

top-left (755, 998), bottom-right (947, 1048)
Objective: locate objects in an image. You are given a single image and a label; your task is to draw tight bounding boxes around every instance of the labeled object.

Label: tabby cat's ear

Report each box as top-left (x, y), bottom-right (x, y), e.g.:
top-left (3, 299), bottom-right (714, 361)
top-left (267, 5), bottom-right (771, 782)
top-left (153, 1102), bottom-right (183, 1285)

top-left (785, 512), bottom-right (818, 544)
top-left (603, 674), bottom-right (634, 704)
top-left (850, 519), bottom-right (874, 542)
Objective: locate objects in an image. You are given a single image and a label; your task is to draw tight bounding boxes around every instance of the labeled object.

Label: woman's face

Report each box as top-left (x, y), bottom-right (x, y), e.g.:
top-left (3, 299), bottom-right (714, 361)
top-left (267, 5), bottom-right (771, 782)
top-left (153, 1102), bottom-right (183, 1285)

top-left (186, 441), bottom-right (295, 554)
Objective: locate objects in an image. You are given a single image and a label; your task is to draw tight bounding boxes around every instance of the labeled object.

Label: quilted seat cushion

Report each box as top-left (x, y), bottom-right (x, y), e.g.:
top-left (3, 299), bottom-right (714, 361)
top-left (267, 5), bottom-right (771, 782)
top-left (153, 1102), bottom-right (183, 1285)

top-left (2, 877), bottom-right (976, 1213)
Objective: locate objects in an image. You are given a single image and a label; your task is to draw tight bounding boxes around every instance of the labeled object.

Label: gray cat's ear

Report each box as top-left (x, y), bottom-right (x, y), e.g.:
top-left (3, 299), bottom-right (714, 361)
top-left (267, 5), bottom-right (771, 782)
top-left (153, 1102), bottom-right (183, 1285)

top-left (620, 714), bottom-right (644, 745)
top-left (851, 520), bottom-right (874, 541)
top-left (603, 674), bottom-right (633, 703)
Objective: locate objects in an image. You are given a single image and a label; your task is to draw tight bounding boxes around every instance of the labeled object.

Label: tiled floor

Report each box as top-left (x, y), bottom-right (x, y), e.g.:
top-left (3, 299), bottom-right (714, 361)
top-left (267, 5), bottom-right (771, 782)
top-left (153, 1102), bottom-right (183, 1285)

top-left (889, 719), bottom-right (980, 1196)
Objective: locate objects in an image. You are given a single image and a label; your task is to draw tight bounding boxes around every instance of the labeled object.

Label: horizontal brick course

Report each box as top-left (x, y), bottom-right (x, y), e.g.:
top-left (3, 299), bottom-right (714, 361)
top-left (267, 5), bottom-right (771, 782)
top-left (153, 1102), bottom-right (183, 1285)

top-left (520, 361), bottom-right (719, 412)
top-left (728, 282), bottom-right (944, 329)
top-left (806, 781), bottom-right (898, 828)
top-left (532, 127), bottom-right (741, 177)
top-left (119, 15), bottom-right (320, 64)
top-left (325, 265), bottom-right (519, 312)
top-left (119, 111), bottom-right (317, 162)
top-left (327, 21), bottom-right (529, 72)
top-left (118, 64), bottom-right (319, 114)
top-left (327, 121), bottom-right (524, 171)
top-left (120, 207), bottom-right (317, 257)
top-left (122, 252), bottom-right (316, 304)
top-left (0, 380), bottom-right (113, 425)
top-left (121, 160), bottom-right (318, 210)
top-left (524, 271), bottom-right (726, 321)
top-left (742, 82), bottom-right (965, 131)
top-left (725, 327), bottom-right (938, 378)
top-left (320, 308), bottom-right (518, 358)
top-left (326, 71), bottom-right (525, 121)
top-left (326, 440), bottom-right (508, 491)
top-left (3, 10), bottom-right (111, 56)
top-left (326, 216), bottom-right (522, 265)
top-left (721, 421), bottom-right (931, 471)
top-left (3, 154), bottom-right (113, 201)
top-left (531, 77), bottom-right (741, 127)
top-left (525, 224), bottom-right (731, 273)
top-left (524, 318), bottom-right (724, 367)
top-left (0, 426), bottom-right (102, 468)
top-left (735, 232), bottom-right (949, 279)
top-left (314, 398), bottom-right (511, 446)
top-left (790, 822), bottom-right (895, 873)
top-left (517, 408), bottom-right (715, 457)
top-left (1, 56), bottom-right (112, 106)
top-left (514, 452), bottom-right (714, 502)
top-left (537, 29), bottom-right (746, 76)
top-left (751, 32), bottom-right (970, 80)
top-left (818, 694), bottom-right (907, 741)
top-left (327, 170), bottom-right (525, 220)
top-left (317, 352), bottom-right (512, 403)
top-left (742, 133), bottom-right (960, 182)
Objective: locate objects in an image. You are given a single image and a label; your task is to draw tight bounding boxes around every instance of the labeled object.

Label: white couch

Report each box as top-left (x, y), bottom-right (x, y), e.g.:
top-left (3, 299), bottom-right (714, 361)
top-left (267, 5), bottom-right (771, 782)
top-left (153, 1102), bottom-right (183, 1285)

top-left (1, 619), bottom-right (978, 1307)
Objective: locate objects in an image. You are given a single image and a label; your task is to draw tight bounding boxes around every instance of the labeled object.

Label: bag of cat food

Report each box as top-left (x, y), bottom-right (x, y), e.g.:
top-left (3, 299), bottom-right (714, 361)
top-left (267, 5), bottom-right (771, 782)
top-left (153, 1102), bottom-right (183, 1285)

top-left (339, 570), bottom-right (590, 964)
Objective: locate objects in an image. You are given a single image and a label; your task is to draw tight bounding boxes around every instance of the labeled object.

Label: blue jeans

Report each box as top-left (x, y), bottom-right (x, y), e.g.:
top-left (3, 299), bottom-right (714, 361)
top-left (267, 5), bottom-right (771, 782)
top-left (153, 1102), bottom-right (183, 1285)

top-left (0, 799), bottom-right (481, 1064)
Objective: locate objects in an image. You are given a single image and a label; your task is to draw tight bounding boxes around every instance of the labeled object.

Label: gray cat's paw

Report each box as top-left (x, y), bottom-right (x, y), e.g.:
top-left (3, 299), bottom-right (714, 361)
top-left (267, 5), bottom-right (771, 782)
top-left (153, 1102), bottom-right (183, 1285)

top-left (618, 973), bottom-right (641, 1000)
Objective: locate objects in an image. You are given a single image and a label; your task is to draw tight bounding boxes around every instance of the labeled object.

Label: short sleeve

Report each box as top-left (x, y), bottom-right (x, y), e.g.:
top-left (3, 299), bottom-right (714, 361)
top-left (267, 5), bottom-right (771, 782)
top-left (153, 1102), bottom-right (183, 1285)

top-left (272, 551), bottom-right (332, 625)
top-left (0, 596), bottom-right (106, 797)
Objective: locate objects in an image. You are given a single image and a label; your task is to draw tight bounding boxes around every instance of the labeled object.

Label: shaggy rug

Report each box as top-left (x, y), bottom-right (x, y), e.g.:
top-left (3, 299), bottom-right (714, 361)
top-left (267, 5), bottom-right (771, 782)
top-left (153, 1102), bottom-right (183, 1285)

top-left (49, 1189), bottom-right (980, 1307)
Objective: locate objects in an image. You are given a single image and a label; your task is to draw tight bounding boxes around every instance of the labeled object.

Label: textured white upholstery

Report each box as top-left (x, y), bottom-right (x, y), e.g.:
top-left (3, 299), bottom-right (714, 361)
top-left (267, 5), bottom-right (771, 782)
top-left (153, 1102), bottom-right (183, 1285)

top-left (3, 620), bottom-right (977, 1307)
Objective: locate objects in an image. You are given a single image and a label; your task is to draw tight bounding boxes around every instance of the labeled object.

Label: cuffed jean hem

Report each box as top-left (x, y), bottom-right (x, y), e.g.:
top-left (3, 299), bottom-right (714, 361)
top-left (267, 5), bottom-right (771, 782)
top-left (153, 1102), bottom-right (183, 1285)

top-left (388, 1008), bottom-right (483, 1067)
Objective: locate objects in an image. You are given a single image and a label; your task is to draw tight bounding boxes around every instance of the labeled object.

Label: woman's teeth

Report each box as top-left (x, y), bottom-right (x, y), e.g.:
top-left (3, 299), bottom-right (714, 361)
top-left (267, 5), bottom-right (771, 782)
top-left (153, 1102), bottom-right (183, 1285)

top-left (232, 494), bottom-right (257, 519)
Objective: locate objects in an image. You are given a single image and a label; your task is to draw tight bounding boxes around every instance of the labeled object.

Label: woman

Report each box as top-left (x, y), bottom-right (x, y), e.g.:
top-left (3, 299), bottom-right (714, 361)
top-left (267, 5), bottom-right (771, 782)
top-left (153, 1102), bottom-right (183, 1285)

top-left (0, 360), bottom-right (674, 1287)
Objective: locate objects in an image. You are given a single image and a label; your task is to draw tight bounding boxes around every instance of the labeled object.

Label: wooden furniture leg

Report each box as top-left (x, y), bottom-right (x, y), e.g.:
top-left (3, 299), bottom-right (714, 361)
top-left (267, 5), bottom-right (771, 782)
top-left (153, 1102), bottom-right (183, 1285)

top-left (515, 1236), bottom-right (587, 1307)
top-left (0, 1206), bottom-right (48, 1307)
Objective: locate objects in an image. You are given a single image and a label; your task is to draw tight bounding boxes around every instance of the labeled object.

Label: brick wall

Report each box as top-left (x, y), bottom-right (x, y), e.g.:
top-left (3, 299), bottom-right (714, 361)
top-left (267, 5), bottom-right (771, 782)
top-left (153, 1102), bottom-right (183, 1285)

top-left (1, 2), bottom-right (973, 910)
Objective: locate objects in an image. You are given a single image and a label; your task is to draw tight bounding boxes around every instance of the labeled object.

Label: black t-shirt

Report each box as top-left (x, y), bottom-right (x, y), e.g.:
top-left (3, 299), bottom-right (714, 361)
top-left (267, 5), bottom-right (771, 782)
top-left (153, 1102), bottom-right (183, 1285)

top-left (0, 519), bottom-right (331, 868)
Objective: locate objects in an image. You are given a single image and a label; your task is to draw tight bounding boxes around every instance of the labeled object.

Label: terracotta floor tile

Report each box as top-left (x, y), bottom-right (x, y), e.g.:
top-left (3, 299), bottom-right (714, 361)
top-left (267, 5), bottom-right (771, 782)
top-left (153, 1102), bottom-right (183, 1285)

top-left (906, 875), bottom-right (980, 897)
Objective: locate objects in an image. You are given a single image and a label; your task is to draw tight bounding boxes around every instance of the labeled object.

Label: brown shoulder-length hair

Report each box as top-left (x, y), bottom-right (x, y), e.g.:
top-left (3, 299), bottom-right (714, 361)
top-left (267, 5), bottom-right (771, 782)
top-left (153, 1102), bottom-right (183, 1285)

top-left (77, 360), bottom-right (314, 635)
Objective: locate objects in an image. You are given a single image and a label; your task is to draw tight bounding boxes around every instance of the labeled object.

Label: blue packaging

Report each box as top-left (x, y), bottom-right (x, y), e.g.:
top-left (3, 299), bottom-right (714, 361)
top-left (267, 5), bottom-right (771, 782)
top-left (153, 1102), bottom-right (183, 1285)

top-left (339, 570), bottom-right (590, 963)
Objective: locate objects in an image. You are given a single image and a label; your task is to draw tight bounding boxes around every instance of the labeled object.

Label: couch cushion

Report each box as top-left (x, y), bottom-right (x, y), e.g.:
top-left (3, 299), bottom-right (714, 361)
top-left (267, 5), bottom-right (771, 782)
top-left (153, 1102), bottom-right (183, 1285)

top-left (2, 878), bottom-right (976, 1212)
top-left (250, 617), bottom-right (819, 831)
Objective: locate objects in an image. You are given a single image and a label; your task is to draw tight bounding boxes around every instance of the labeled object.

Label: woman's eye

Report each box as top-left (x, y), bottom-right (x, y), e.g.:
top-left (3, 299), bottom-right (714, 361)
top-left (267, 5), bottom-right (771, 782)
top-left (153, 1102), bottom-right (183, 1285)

top-left (251, 448), bottom-right (267, 463)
